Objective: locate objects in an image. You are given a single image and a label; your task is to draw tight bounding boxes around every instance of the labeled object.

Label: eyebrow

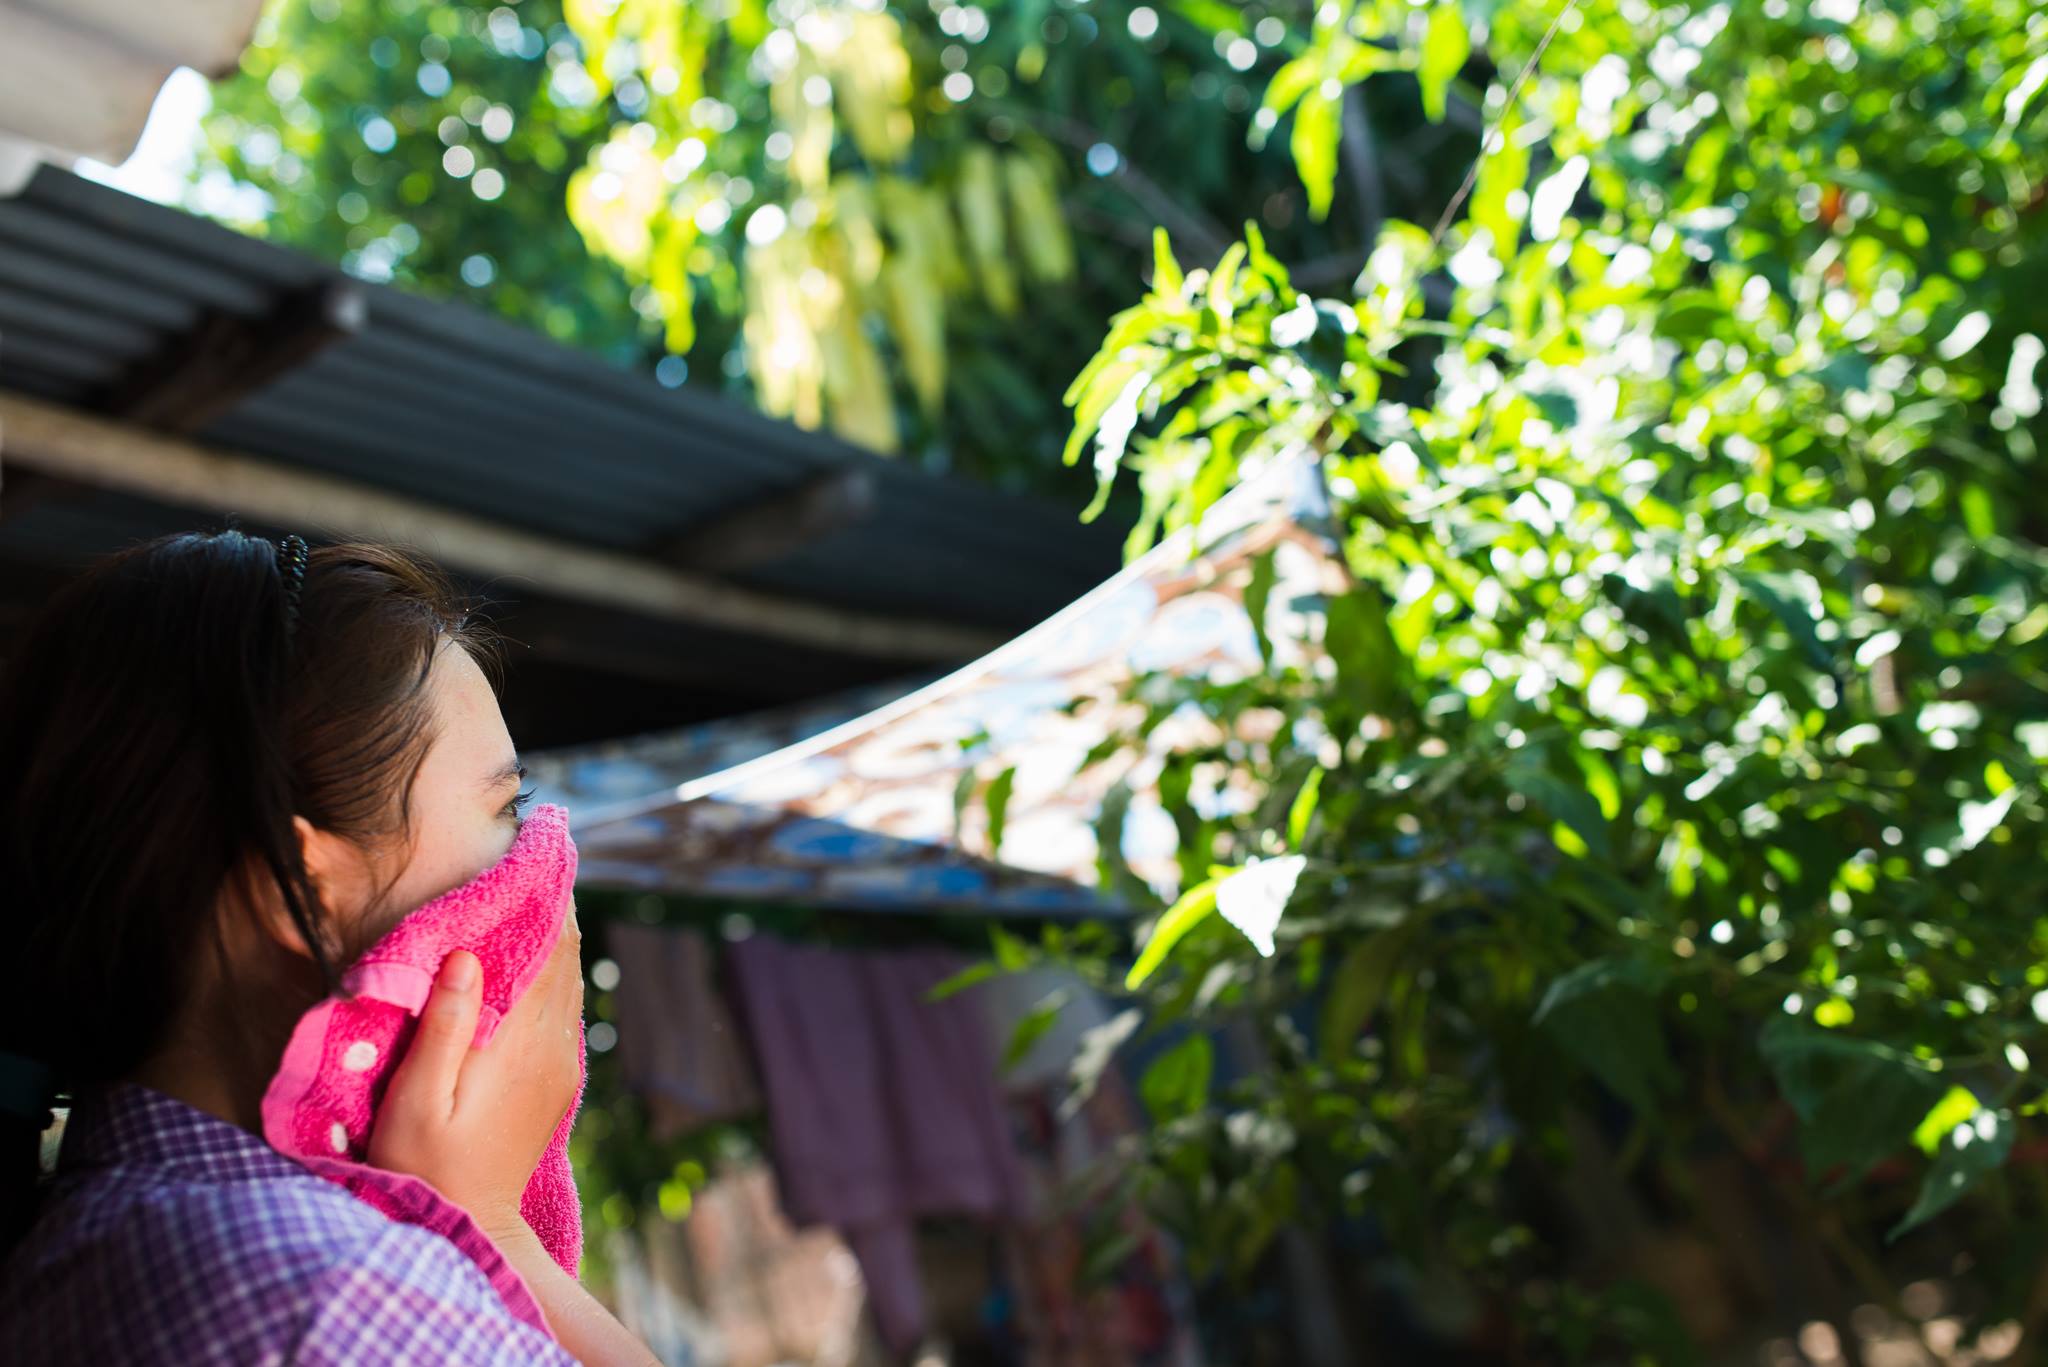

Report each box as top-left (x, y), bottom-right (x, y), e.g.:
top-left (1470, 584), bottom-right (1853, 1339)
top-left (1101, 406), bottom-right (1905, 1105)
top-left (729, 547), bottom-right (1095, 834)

top-left (483, 757), bottom-right (527, 792)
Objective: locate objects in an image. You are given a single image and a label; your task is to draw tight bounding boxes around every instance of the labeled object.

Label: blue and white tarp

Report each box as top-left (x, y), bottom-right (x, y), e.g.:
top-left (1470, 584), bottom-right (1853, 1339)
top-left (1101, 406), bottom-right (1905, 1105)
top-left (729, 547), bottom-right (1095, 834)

top-left (530, 455), bottom-right (1346, 917)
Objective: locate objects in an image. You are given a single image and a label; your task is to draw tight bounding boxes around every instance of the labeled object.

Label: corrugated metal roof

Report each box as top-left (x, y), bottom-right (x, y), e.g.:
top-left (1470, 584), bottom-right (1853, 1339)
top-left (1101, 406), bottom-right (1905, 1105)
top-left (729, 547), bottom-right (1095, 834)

top-left (0, 165), bottom-right (1123, 632)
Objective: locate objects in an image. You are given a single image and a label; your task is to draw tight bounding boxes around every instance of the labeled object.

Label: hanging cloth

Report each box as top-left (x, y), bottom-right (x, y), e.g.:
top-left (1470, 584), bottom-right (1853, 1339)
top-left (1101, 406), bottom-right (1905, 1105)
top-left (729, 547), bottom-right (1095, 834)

top-left (609, 922), bottom-right (762, 1139)
top-left (728, 935), bottom-right (1028, 1353)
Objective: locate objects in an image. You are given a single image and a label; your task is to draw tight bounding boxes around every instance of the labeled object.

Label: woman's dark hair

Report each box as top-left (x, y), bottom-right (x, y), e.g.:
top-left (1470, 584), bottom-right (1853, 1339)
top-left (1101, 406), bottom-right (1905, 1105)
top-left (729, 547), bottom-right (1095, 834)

top-left (0, 530), bottom-right (492, 1240)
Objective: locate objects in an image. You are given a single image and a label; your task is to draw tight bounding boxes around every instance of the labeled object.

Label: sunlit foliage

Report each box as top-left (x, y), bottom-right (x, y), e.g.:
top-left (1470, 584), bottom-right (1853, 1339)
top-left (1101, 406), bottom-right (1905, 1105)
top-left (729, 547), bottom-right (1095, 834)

top-left (198, 0), bottom-right (1483, 488)
top-left (1020, 0), bottom-right (2048, 1354)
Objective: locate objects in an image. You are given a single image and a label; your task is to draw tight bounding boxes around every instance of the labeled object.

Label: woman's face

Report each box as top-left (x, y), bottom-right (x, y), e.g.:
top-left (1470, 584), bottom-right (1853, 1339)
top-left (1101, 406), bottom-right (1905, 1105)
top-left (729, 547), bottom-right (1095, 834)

top-left (301, 643), bottom-right (529, 953)
top-left (379, 643), bottom-right (529, 919)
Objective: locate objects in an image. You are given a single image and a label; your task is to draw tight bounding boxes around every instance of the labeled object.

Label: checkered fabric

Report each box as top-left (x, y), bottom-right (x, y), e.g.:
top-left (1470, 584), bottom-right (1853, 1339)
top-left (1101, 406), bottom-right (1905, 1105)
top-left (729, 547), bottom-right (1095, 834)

top-left (0, 1083), bottom-right (575, 1365)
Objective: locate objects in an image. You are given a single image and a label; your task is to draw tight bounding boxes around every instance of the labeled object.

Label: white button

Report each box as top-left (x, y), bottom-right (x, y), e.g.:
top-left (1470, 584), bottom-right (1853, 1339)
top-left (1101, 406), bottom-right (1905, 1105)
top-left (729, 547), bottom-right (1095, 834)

top-left (342, 1040), bottom-right (379, 1072)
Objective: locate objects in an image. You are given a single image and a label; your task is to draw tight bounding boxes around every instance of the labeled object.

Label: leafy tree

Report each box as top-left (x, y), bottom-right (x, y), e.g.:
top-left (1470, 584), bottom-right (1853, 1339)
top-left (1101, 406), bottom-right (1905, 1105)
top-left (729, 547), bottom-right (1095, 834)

top-left (557, 0), bottom-right (1502, 480)
top-left (1001, 0), bottom-right (2048, 1357)
top-left (196, 0), bottom-right (1490, 491)
top-left (202, 0), bottom-right (647, 362)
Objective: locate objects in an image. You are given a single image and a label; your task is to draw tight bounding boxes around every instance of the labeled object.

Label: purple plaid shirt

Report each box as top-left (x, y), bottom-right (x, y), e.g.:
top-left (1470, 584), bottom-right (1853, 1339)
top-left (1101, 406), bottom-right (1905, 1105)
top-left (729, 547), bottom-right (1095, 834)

top-left (0, 1084), bottom-right (578, 1364)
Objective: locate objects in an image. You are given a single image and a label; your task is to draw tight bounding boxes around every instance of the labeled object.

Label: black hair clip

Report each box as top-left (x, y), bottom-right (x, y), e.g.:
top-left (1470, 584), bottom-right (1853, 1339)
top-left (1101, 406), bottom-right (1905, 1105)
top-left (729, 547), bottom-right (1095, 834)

top-left (274, 535), bottom-right (309, 638)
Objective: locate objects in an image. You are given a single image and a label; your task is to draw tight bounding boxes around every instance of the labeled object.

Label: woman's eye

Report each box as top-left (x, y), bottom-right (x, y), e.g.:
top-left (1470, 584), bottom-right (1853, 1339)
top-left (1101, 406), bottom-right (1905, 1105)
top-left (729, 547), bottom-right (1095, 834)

top-left (504, 786), bottom-right (535, 821)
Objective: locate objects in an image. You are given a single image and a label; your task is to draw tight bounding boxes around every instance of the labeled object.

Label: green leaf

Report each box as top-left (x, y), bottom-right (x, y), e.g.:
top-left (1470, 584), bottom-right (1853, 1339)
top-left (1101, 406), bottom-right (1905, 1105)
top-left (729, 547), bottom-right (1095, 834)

top-left (1325, 585), bottom-right (1407, 721)
top-left (1681, 127), bottom-right (1730, 203)
top-left (1258, 53), bottom-right (1321, 128)
top-left (1735, 570), bottom-right (1832, 670)
top-left (1913, 1086), bottom-right (1982, 1155)
top-left (1959, 482), bottom-right (1996, 541)
top-left (1064, 353), bottom-right (1151, 469)
top-left (1505, 756), bottom-right (1611, 862)
top-left (1287, 766), bottom-right (1325, 849)
top-left (2000, 54), bottom-right (2048, 132)
top-left (1150, 226), bottom-right (1184, 299)
top-left (1065, 305), bottom-right (1170, 407)
top-left (1185, 443), bottom-right (1238, 533)
top-left (1337, 42), bottom-right (1399, 85)
top-left (1243, 220), bottom-right (1288, 288)
top-left (1004, 990), bottom-right (1071, 1071)
top-left (1657, 290), bottom-right (1726, 340)
top-left (991, 924), bottom-right (1032, 971)
top-left (951, 765), bottom-right (978, 842)
top-left (1291, 88), bottom-right (1343, 222)
top-left (957, 144), bottom-right (1018, 314)
top-left (1757, 506), bottom-right (1856, 551)
top-left (1602, 568), bottom-right (1691, 652)
top-left (1230, 1160), bottom-right (1299, 1278)
top-left (1206, 241), bottom-right (1247, 321)
top-left (1067, 1008), bottom-right (1144, 1111)
top-left (984, 765), bottom-right (1017, 857)
top-left (1417, 2), bottom-right (1470, 123)
top-left (1534, 958), bottom-right (1674, 1113)
top-left (1468, 113), bottom-right (1530, 254)
top-left (1320, 925), bottom-right (1413, 1059)
top-left (1760, 1018), bottom-right (1945, 1182)
top-left (1244, 547), bottom-right (1278, 666)
top-left (1891, 1109), bottom-right (2014, 1241)
top-left (1095, 779), bottom-right (1137, 897)
top-left (1126, 877), bottom-right (1222, 988)
top-left (926, 960), bottom-right (1000, 1001)
top-left (1140, 1035), bottom-right (1215, 1123)
top-left (1577, 748), bottom-right (1623, 822)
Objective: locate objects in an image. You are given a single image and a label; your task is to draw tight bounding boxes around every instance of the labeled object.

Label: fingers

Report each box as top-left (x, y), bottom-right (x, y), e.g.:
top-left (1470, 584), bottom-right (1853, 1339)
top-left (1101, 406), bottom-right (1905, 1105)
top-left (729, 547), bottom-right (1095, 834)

top-left (525, 927), bottom-right (586, 1102)
top-left (532, 920), bottom-right (585, 1022)
top-left (384, 950), bottom-right (481, 1120)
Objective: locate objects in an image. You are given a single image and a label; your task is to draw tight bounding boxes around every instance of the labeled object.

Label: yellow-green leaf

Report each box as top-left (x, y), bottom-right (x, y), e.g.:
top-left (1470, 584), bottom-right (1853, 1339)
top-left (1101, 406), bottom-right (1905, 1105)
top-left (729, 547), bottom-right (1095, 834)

top-left (1288, 767), bottom-right (1325, 849)
top-left (1418, 2), bottom-right (1470, 123)
top-left (1064, 353), bottom-right (1149, 468)
top-left (1151, 226), bottom-right (1185, 300)
top-left (1291, 89), bottom-right (1343, 222)
top-left (1003, 152), bottom-right (1074, 283)
top-left (1206, 241), bottom-right (1247, 320)
top-left (1126, 878), bottom-right (1221, 989)
top-left (1578, 749), bottom-right (1622, 822)
top-left (1320, 926), bottom-right (1413, 1058)
top-left (1914, 1086), bottom-right (1982, 1155)
top-left (1259, 54), bottom-right (1321, 127)
top-left (881, 256), bottom-right (946, 415)
top-left (957, 145), bottom-right (1017, 315)
top-left (1468, 112), bottom-right (1531, 257)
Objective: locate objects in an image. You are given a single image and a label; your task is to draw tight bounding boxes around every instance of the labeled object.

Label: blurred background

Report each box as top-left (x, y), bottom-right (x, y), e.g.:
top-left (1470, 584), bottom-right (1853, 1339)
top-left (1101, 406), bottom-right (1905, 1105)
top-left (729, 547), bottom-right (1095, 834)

top-left (2, 0), bottom-right (2046, 1363)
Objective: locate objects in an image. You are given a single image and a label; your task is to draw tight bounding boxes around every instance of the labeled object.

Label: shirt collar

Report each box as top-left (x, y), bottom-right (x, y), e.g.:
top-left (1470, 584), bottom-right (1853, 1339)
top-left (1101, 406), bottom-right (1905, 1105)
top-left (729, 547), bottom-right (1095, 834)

top-left (58, 1082), bottom-right (310, 1184)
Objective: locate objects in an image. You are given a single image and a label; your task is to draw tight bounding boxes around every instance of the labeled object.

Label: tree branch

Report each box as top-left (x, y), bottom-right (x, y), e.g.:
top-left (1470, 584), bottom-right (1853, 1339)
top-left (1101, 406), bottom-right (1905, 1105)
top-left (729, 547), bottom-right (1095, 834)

top-left (1063, 198), bottom-right (1162, 256)
top-left (1014, 108), bottom-right (1234, 264)
top-left (1339, 87), bottom-right (1386, 245)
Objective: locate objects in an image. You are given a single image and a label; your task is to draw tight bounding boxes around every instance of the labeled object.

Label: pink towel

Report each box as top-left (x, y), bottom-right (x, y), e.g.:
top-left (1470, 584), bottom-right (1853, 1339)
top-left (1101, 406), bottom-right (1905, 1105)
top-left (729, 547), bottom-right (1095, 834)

top-left (262, 802), bottom-right (586, 1285)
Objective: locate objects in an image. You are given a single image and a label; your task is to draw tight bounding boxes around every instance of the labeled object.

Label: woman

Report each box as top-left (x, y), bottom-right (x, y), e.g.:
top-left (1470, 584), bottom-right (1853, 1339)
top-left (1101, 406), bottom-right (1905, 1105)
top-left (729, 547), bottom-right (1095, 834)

top-left (0, 531), bottom-right (657, 1364)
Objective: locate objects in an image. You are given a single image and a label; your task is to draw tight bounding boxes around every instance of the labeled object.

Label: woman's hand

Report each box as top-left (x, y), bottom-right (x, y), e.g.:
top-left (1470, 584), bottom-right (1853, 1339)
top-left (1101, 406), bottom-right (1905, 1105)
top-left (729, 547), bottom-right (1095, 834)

top-left (368, 908), bottom-right (584, 1243)
top-left (366, 907), bottom-right (658, 1366)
